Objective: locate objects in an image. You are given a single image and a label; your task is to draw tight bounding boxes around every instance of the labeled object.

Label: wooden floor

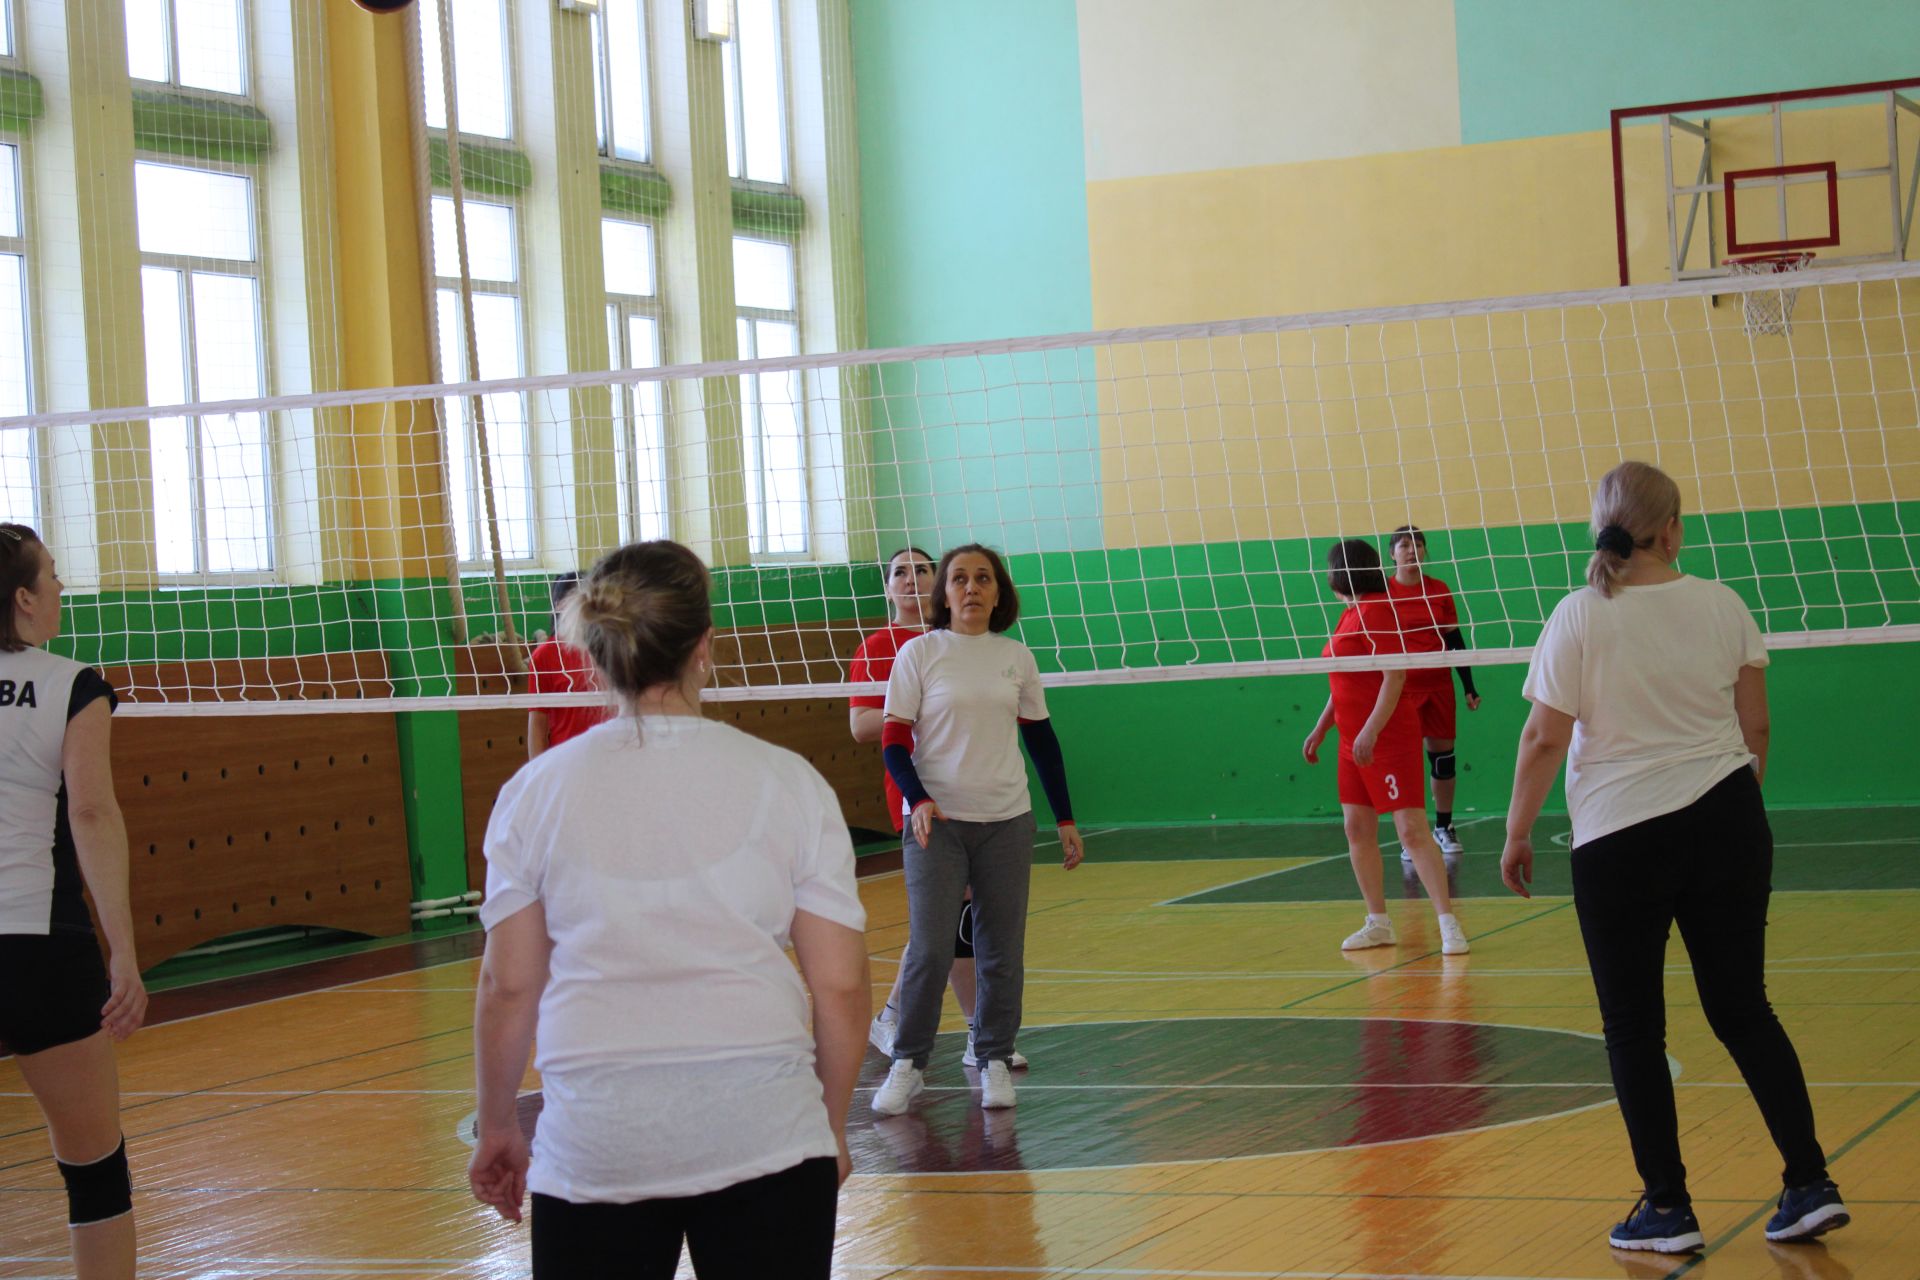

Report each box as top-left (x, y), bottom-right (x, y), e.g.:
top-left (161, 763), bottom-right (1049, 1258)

top-left (4, 811), bottom-right (1917, 1279)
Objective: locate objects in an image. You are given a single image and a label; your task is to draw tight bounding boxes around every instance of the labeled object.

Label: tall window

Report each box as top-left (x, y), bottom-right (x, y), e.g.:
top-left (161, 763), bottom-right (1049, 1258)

top-left (0, 1), bottom-right (14, 59)
top-left (733, 236), bottom-right (803, 556)
top-left (721, 0), bottom-right (786, 184)
top-left (419, 0), bottom-right (513, 140)
top-left (603, 217), bottom-right (665, 541)
top-left (433, 195), bottom-right (532, 564)
top-left (591, 0), bottom-right (651, 163)
top-left (125, 0), bottom-right (248, 95)
top-left (0, 142), bottom-right (31, 524)
top-left (137, 161), bottom-right (271, 576)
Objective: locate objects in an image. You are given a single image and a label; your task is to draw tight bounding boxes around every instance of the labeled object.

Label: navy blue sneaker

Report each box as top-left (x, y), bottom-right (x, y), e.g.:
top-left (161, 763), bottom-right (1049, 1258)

top-left (1765, 1181), bottom-right (1850, 1243)
top-left (1608, 1198), bottom-right (1705, 1253)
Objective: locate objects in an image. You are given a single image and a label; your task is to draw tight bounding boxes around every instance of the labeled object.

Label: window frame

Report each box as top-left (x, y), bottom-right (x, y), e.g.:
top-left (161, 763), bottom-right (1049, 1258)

top-left (0, 136), bottom-right (36, 526)
top-left (721, 0), bottom-right (791, 187)
top-left (419, 0), bottom-right (519, 145)
top-left (732, 232), bottom-right (807, 561)
top-left (135, 153), bottom-right (277, 584)
top-left (431, 191), bottom-right (537, 571)
top-left (125, 0), bottom-right (254, 100)
top-left (601, 213), bottom-right (666, 542)
top-left (589, 0), bottom-right (653, 165)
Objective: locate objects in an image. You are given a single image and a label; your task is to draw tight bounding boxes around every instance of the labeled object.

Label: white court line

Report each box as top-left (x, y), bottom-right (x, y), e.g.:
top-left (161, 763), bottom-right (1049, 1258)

top-left (1003, 964), bottom-right (1920, 983)
top-left (1149, 855), bottom-right (1345, 907)
top-left (836, 1263), bottom-right (1622, 1279)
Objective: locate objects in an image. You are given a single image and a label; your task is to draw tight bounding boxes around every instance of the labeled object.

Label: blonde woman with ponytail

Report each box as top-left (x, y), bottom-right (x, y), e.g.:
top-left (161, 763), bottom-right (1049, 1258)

top-left (468, 541), bottom-right (871, 1279)
top-left (1499, 463), bottom-right (1847, 1255)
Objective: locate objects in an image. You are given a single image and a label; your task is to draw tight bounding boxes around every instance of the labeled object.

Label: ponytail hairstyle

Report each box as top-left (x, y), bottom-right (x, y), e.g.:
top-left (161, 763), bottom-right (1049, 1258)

top-left (1326, 538), bottom-right (1388, 599)
top-left (1, 523), bottom-right (46, 653)
top-left (1587, 461), bottom-right (1682, 598)
top-left (559, 540), bottom-right (713, 703)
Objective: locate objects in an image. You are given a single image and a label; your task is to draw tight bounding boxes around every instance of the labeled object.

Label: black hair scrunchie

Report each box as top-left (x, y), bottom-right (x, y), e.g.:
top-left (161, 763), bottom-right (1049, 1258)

top-left (1595, 524), bottom-right (1636, 557)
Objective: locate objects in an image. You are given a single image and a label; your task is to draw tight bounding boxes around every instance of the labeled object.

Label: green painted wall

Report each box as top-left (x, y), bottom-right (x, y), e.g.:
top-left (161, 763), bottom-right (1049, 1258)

top-left (1455, 0), bottom-right (1920, 145)
top-left (851, 0), bottom-right (1100, 555)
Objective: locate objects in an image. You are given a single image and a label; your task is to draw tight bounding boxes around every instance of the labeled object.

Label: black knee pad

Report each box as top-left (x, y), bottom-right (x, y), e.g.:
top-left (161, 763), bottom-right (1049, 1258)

top-left (58, 1137), bottom-right (131, 1226)
top-left (954, 900), bottom-right (975, 959)
top-left (1428, 749), bottom-right (1456, 781)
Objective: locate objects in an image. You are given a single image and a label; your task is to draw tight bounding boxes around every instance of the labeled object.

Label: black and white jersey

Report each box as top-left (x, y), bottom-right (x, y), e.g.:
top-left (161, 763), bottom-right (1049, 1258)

top-left (0, 646), bottom-right (117, 936)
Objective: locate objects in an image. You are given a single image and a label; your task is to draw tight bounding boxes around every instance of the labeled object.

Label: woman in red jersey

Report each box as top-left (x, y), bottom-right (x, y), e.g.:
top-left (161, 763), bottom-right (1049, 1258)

top-left (1303, 539), bottom-right (1468, 956)
top-left (1385, 525), bottom-right (1481, 855)
top-left (527, 573), bottom-right (613, 758)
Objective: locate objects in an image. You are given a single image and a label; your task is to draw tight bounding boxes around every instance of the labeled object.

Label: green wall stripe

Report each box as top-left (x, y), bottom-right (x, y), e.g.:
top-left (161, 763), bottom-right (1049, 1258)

top-left (1455, 0), bottom-right (1920, 146)
top-left (600, 160), bottom-right (671, 218)
top-left (428, 135), bottom-right (534, 198)
top-left (0, 68), bottom-right (45, 134)
top-left (132, 87), bottom-right (272, 165)
top-left (46, 501), bottom-right (1920, 670)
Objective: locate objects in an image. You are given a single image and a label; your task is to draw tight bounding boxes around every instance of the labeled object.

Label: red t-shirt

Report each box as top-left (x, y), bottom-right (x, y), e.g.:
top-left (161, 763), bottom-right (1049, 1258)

top-left (1386, 574), bottom-right (1459, 696)
top-left (1323, 596), bottom-right (1421, 746)
top-left (850, 624), bottom-right (922, 832)
top-left (527, 639), bottom-right (613, 748)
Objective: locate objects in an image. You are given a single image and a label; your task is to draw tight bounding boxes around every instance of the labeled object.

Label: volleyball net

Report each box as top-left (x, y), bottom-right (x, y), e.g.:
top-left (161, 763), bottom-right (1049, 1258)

top-left (3, 260), bottom-right (1917, 714)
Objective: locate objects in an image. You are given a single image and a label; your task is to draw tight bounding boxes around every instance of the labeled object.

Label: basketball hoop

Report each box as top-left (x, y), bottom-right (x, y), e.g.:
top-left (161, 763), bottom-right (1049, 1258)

top-left (1724, 251), bottom-right (1814, 337)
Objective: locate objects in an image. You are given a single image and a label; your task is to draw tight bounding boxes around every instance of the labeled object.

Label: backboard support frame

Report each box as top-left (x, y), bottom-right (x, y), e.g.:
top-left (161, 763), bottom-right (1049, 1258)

top-left (1612, 76), bottom-right (1920, 286)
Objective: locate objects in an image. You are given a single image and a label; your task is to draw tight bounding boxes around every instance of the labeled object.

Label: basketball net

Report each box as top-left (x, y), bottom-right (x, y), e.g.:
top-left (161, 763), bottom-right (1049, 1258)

top-left (1726, 252), bottom-right (1815, 337)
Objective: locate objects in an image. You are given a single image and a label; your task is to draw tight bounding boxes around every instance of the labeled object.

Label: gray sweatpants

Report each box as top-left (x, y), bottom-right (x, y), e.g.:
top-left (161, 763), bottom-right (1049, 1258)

top-left (892, 811), bottom-right (1037, 1068)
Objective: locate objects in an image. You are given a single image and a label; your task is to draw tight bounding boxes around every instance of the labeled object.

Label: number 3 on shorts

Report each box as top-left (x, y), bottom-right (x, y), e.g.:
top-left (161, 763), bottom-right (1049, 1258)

top-left (1384, 773), bottom-right (1399, 800)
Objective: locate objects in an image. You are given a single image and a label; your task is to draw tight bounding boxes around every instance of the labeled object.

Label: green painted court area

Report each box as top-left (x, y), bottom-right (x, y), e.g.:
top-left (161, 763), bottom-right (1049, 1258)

top-left (1043, 807), bottom-right (1920, 903)
top-left (845, 1018), bottom-right (1614, 1174)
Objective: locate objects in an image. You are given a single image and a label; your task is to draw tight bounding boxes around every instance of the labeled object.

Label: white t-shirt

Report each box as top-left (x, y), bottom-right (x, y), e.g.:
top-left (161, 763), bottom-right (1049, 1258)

top-left (480, 714), bottom-right (866, 1202)
top-left (1522, 576), bottom-right (1767, 848)
top-left (0, 647), bottom-right (114, 936)
top-left (884, 629), bottom-right (1048, 822)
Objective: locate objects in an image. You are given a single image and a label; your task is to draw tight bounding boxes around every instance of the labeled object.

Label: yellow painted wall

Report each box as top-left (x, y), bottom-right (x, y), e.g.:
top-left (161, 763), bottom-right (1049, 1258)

top-left (1088, 107), bottom-right (1920, 550)
top-left (1097, 283), bottom-right (1920, 548)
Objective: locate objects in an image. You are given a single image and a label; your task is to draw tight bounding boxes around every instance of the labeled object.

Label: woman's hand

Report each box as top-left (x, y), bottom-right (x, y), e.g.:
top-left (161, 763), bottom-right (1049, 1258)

top-left (468, 1123), bottom-right (531, 1222)
top-left (1302, 727), bottom-right (1326, 765)
top-left (1500, 835), bottom-right (1534, 899)
top-left (101, 950), bottom-right (147, 1041)
top-left (1058, 822), bottom-right (1084, 870)
top-left (910, 799), bottom-right (946, 847)
top-left (1351, 725), bottom-right (1380, 767)
top-left (1466, 692), bottom-right (1483, 712)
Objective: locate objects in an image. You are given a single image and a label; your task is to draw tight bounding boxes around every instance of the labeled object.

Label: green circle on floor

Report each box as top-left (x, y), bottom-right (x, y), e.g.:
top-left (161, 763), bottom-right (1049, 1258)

top-left (848, 1016), bottom-right (1615, 1174)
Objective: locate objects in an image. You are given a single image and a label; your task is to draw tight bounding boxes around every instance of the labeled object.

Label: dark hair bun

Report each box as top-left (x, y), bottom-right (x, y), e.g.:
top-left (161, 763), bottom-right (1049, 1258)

top-left (1595, 524), bottom-right (1636, 557)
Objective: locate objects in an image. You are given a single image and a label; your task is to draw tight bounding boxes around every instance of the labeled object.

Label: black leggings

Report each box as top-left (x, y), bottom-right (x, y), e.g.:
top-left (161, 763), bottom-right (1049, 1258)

top-left (1571, 766), bottom-right (1828, 1209)
top-left (531, 1157), bottom-right (838, 1279)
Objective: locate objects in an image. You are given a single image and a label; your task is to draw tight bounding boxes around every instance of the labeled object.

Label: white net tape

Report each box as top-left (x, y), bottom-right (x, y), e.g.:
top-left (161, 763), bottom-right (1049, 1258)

top-left (3, 260), bottom-right (1918, 715)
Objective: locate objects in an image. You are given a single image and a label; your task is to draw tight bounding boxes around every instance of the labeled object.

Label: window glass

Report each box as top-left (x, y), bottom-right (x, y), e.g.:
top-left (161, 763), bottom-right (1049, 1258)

top-left (419, 0), bottom-right (513, 140)
top-left (135, 163), bottom-right (255, 261)
top-left (601, 218), bottom-right (654, 297)
top-left (431, 196), bottom-right (517, 283)
top-left (732, 237), bottom-right (793, 311)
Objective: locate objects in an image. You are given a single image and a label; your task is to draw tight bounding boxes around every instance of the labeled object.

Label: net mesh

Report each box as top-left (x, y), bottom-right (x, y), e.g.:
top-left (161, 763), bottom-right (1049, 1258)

top-left (3, 261), bottom-right (1918, 714)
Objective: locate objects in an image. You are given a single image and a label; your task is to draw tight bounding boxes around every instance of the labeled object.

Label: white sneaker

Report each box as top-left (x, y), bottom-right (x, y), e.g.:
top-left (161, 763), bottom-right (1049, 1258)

top-left (1439, 916), bottom-right (1471, 955)
top-left (868, 1011), bottom-right (898, 1058)
top-left (1435, 825), bottom-right (1464, 856)
top-left (979, 1059), bottom-right (1017, 1109)
top-left (962, 1034), bottom-right (1028, 1069)
top-left (1342, 917), bottom-right (1396, 951)
top-left (870, 1060), bottom-right (924, 1116)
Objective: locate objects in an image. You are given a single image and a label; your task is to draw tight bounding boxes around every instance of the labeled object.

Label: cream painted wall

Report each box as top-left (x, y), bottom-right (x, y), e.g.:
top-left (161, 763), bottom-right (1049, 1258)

top-left (1075, 0), bottom-right (1461, 183)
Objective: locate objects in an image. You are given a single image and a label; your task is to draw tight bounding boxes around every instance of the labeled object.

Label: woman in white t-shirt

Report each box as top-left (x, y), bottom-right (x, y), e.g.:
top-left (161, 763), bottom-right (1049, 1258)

top-left (0, 524), bottom-right (145, 1280)
top-left (870, 544), bottom-right (1083, 1116)
top-left (1499, 462), bottom-right (1845, 1256)
top-left (468, 540), bottom-right (872, 1280)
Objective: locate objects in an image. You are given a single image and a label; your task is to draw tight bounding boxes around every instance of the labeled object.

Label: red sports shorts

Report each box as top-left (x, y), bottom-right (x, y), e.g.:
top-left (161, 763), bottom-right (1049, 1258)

top-left (1410, 681), bottom-right (1456, 740)
top-left (1337, 739), bottom-right (1426, 813)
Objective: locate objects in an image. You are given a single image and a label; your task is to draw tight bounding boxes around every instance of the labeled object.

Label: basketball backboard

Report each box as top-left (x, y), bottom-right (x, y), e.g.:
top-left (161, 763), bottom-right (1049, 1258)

top-left (1611, 77), bottom-right (1920, 285)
